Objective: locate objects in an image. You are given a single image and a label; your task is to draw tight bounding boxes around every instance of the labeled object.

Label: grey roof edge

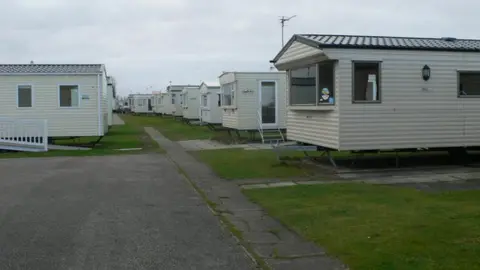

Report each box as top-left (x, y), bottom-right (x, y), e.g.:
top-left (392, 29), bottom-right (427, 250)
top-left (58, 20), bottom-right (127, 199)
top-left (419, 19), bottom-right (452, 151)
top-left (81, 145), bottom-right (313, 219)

top-left (270, 34), bottom-right (322, 63)
top-left (0, 63), bottom-right (106, 74)
top-left (271, 34), bottom-right (480, 64)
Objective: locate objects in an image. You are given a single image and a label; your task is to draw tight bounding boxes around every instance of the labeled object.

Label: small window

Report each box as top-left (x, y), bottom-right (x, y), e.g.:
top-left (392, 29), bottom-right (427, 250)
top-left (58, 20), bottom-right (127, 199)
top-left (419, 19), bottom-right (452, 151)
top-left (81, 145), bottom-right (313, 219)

top-left (17, 85), bottom-right (33, 108)
top-left (180, 94), bottom-right (183, 105)
top-left (221, 83), bottom-right (234, 106)
top-left (290, 65), bottom-right (317, 105)
top-left (59, 85), bottom-right (79, 107)
top-left (217, 94), bottom-right (221, 107)
top-left (202, 95), bottom-right (208, 107)
top-left (458, 72), bottom-right (480, 96)
top-left (171, 93), bottom-right (176, 104)
top-left (353, 62), bottom-right (381, 102)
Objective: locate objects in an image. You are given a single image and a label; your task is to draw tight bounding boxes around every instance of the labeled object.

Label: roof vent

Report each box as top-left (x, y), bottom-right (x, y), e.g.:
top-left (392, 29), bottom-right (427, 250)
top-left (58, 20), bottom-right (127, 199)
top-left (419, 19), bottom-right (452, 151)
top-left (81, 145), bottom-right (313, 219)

top-left (441, 37), bottom-right (457, 42)
top-left (30, 60), bottom-right (34, 64)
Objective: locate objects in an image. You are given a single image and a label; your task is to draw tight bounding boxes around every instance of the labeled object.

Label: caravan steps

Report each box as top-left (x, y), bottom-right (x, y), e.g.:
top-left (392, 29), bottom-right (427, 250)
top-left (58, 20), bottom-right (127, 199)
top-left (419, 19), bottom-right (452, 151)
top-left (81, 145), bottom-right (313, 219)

top-left (259, 128), bottom-right (285, 144)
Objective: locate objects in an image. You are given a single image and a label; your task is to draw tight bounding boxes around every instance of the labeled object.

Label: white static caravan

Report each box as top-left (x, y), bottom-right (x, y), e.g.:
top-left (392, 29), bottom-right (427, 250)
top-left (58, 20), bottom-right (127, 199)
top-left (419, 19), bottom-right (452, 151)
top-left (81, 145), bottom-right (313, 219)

top-left (271, 34), bottom-right (480, 152)
top-left (219, 72), bottom-right (287, 140)
top-left (199, 82), bottom-right (222, 124)
top-left (159, 92), bottom-right (172, 115)
top-left (152, 91), bottom-right (162, 114)
top-left (131, 94), bottom-right (154, 114)
top-left (181, 86), bottom-right (201, 121)
top-left (167, 84), bottom-right (199, 117)
top-left (0, 64), bottom-right (110, 152)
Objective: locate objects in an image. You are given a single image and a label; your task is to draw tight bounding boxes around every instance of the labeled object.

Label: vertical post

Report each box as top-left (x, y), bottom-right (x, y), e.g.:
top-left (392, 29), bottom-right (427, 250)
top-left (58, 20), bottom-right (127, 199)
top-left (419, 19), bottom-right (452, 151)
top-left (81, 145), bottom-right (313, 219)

top-left (43, 119), bottom-right (48, 151)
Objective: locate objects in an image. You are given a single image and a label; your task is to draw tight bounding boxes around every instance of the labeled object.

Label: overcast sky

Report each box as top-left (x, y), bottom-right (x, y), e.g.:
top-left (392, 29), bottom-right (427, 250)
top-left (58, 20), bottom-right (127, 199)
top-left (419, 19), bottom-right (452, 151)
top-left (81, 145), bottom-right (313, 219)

top-left (0, 0), bottom-right (476, 96)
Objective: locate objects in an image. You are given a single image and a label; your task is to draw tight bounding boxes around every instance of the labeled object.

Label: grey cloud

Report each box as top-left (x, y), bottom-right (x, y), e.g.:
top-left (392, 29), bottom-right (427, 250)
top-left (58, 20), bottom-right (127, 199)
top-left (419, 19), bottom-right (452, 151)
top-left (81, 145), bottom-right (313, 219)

top-left (0, 0), bottom-right (478, 95)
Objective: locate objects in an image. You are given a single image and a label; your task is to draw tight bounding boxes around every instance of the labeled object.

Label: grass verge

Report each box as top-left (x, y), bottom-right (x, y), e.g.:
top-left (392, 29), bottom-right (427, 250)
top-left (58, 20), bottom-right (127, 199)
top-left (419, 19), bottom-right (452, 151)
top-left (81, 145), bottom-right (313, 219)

top-left (191, 148), bottom-right (326, 179)
top-left (244, 183), bottom-right (480, 270)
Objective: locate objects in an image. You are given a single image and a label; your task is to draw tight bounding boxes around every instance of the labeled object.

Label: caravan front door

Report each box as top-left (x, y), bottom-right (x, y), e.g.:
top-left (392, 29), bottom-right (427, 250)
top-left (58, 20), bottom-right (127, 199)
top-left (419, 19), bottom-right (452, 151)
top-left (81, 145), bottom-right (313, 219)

top-left (258, 81), bottom-right (277, 128)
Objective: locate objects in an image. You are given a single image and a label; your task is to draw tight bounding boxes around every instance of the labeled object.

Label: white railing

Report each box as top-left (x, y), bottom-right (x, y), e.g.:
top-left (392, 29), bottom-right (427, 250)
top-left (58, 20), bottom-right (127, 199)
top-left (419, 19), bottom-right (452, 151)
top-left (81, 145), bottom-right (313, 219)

top-left (257, 110), bottom-right (265, 143)
top-left (0, 118), bottom-right (48, 152)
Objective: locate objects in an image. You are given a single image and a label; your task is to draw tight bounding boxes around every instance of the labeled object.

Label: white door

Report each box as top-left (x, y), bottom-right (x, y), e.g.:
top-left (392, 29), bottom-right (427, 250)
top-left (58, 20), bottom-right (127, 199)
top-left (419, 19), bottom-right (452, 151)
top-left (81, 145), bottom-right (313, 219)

top-left (259, 81), bottom-right (278, 128)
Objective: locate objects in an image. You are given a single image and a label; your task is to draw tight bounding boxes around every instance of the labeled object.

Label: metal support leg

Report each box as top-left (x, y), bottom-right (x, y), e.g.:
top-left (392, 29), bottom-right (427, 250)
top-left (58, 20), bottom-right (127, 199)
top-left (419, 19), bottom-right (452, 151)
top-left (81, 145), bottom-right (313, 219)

top-left (326, 150), bottom-right (337, 168)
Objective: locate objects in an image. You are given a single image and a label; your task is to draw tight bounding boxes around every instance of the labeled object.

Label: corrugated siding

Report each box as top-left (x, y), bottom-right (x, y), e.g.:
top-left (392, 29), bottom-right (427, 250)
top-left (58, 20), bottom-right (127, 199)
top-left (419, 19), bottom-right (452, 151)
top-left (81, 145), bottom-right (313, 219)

top-left (0, 74), bottom-right (100, 137)
top-left (324, 48), bottom-right (480, 150)
top-left (220, 73), bottom-right (238, 129)
top-left (201, 88), bottom-right (222, 124)
top-left (285, 64), bottom-right (340, 149)
top-left (234, 73), bottom-right (287, 130)
top-left (276, 41), bottom-right (325, 69)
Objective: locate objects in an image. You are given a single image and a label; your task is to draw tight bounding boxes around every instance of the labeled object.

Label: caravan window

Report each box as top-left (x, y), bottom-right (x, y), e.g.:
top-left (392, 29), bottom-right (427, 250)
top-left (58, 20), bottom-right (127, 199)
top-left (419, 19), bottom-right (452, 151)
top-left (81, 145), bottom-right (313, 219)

top-left (202, 95), bottom-right (208, 107)
top-left (217, 94), bottom-right (221, 107)
top-left (458, 72), bottom-right (480, 96)
top-left (221, 83), bottom-right (234, 106)
top-left (353, 62), bottom-right (381, 102)
top-left (171, 94), bottom-right (176, 104)
top-left (59, 85), bottom-right (80, 107)
top-left (17, 85), bottom-right (33, 108)
top-left (289, 63), bottom-right (335, 106)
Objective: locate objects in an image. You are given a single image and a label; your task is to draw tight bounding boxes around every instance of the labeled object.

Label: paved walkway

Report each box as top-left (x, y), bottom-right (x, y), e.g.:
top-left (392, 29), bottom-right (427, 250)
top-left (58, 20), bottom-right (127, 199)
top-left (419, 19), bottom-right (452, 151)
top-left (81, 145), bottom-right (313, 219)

top-left (112, 114), bottom-right (125, 125)
top-left (178, 139), bottom-right (275, 151)
top-left (145, 127), bottom-right (347, 270)
top-left (0, 154), bottom-right (254, 270)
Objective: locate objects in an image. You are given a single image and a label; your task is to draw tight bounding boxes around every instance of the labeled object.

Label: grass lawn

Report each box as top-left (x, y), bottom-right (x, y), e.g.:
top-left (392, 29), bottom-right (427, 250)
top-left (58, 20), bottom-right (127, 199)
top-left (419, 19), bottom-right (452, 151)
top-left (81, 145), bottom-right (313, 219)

top-left (244, 184), bottom-right (480, 270)
top-left (121, 114), bottom-right (220, 141)
top-left (0, 117), bottom-right (161, 158)
top-left (191, 148), bottom-right (326, 179)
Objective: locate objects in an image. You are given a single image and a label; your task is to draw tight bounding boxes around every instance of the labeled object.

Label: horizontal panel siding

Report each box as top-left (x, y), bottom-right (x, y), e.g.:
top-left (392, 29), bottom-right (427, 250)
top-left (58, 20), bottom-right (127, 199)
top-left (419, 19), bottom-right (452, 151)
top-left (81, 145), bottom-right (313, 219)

top-left (222, 109), bottom-right (238, 128)
top-left (276, 42), bottom-right (324, 68)
top-left (284, 62), bottom-right (340, 148)
top-left (0, 74), bottom-right (100, 137)
top-left (236, 73), bottom-right (287, 130)
top-left (325, 48), bottom-right (480, 150)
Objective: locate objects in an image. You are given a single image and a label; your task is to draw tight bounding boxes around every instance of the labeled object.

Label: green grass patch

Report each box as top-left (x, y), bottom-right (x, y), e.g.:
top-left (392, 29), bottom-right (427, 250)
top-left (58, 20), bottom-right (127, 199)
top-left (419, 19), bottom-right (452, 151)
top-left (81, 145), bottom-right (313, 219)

top-left (244, 184), bottom-right (480, 270)
top-left (191, 148), bottom-right (326, 179)
top-left (0, 116), bottom-right (161, 158)
top-left (121, 115), bottom-right (220, 141)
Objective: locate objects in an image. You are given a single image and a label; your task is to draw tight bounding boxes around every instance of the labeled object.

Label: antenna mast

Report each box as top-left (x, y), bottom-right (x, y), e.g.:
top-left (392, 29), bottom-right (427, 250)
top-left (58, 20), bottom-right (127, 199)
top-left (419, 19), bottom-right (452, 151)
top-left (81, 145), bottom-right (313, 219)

top-left (280, 15), bottom-right (296, 47)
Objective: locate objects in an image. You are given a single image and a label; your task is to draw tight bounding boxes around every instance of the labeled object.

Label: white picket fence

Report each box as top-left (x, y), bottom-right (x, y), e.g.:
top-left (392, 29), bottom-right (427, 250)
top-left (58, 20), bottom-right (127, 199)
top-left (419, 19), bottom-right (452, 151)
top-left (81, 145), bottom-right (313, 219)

top-left (0, 118), bottom-right (48, 152)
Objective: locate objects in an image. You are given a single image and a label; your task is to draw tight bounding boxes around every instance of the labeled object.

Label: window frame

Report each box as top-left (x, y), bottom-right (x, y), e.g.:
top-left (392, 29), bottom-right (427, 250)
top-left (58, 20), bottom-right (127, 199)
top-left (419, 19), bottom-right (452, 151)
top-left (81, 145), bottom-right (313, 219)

top-left (288, 62), bottom-right (336, 107)
top-left (171, 93), bottom-right (176, 104)
top-left (202, 94), bottom-right (208, 107)
top-left (351, 60), bottom-right (382, 104)
top-left (58, 84), bottom-right (80, 108)
top-left (221, 82), bottom-right (235, 107)
top-left (457, 70), bottom-right (480, 98)
top-left (16, 84), bottom-right (34, 108)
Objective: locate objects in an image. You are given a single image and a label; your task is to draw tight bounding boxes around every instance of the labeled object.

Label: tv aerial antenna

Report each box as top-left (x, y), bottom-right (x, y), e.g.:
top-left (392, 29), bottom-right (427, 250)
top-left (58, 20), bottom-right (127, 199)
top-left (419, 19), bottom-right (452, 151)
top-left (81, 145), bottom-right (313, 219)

top-left (280, 15), bottom-right (296, 47)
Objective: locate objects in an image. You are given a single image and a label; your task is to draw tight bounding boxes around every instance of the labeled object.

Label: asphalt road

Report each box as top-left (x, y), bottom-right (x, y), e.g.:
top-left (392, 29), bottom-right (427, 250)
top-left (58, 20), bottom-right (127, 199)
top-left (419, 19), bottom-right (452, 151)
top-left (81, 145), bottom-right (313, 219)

top-left (0, 154), bottom-right (254, 270)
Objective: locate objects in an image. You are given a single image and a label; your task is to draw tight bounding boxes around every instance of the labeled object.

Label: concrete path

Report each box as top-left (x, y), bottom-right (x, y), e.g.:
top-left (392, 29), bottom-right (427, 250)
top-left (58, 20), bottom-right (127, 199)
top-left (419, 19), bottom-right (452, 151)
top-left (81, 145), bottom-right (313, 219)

top-left (112, 113), bottom-right (125, 125)
top-left (0, 154), bottom-right (255, 270)
top-left (178, 139), bottom-right (274, 151)
top-left (145, 127), bottom-right (347, 270)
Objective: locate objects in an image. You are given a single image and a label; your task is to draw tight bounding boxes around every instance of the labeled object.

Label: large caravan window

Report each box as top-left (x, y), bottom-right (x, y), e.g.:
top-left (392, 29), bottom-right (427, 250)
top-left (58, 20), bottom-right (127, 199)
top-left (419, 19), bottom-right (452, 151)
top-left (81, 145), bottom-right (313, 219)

top-left (222, 83), bottom-right (234, 106)
top-left (353, 62), bottom-right (381, 102)
top-left (458, 72), bottom-right (480, 96)
top-left (59, 85), bottom-right (79, 107)
top-left (17, 85), bottom-right (33, 108)
top-left (289, 63), bottom-right (334, 106)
